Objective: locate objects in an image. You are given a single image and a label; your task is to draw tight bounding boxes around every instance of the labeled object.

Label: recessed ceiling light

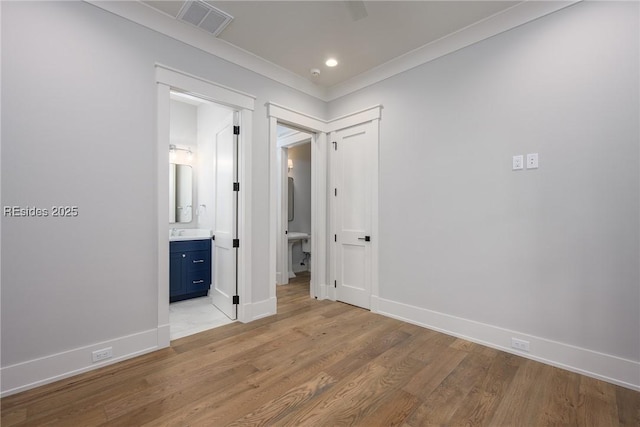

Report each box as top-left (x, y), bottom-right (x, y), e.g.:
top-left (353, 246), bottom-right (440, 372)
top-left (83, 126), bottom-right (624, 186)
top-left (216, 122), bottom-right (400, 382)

top-left (325, 58), bottom-right (338, 67)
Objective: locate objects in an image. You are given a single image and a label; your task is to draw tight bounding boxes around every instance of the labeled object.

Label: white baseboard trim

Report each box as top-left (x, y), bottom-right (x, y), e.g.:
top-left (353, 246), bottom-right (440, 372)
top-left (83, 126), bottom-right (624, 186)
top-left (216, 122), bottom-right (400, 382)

top-left (248, 297), bottom-right (277, 321)
top-left (316, 283), bottom-right (328, 300)
top-left (157, 323), bottom-right (171, 348)
top-left (376, 297), bottom-right (640, 391)
top-left (370, 295), bottom-right (380, 313)
top-left (0, 328), bottom-right (165, 397)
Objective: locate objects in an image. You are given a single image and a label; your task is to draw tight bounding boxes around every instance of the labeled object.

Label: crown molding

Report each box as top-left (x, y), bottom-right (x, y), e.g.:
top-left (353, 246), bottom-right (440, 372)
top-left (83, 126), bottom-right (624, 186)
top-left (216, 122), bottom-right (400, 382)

top-left (325, 0), bottom-right (580, 101)
top-left (85, 1), bottom-right (327, 100)
top-left (86, 1), bottom-right (580, 103)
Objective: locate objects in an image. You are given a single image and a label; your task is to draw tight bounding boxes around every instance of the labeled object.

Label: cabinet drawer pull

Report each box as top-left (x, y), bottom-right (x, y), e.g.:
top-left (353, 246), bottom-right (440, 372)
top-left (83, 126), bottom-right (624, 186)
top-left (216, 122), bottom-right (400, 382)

top-left (192, 259), bottom-right (204, 263)
top-left (192, 280), bottom-right (204, 284)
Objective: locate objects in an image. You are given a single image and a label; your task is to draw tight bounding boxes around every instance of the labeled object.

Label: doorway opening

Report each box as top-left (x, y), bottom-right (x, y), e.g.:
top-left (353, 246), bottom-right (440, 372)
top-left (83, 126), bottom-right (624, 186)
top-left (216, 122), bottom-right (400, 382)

top-left (267, 103), bottom-right (381, 313)
top-left (168, 91), bottom-right (238, 340)
top-left (156, 65), bottom-right (255, 347)
top-left (268, 105), bottom-right (329, 306)
top-left (276, 125), bottom-right (313, 288)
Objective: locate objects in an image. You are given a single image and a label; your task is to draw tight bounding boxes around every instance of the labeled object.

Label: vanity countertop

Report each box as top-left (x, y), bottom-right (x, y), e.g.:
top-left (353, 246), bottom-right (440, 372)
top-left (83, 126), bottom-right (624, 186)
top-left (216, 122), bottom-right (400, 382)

top-left (169, 228), bottom-right (212, 242)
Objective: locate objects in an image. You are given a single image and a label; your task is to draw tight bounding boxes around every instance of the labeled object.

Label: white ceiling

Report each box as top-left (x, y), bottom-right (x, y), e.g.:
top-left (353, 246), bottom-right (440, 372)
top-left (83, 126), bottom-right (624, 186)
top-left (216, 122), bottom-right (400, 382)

top-left (94, 1), bottom-right (577, 100)
top-left (216, 1), bottom-right (523, 87)
top-left (144, 1), bottom-right (520, 87)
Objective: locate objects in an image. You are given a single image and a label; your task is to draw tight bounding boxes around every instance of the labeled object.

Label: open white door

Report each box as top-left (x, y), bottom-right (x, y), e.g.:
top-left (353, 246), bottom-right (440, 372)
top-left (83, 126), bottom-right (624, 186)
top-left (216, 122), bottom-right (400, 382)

top-left (211, 115), bottom-right (238, 320)
top-left (332, 121), bottom-right (375, 309)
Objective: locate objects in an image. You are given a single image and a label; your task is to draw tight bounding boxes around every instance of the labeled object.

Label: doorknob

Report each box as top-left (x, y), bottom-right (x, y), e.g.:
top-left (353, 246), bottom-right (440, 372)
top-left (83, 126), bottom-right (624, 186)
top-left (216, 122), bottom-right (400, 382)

top-left (357, 236), bottom-right (371, 242)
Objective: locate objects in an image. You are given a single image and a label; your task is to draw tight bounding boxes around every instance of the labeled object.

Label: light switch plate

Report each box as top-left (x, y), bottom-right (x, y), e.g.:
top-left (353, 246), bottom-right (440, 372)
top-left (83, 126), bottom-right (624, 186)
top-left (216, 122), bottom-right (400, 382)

top-left (512, 155), bottom-right (524, 170)
top-left (527, 153), bottom-right (539, 169)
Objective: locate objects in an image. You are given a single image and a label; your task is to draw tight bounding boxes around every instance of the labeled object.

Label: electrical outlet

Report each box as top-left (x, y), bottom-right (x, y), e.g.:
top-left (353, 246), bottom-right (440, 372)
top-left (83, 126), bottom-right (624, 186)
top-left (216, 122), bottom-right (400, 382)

top-left (511, 338), bottom-right (530, 352)
top-left (92, 347), bottom-right (113, 363)
top-left (526, 153), bottom-right (539, 169)
top-left (512, 155), bottom-right (524, 170)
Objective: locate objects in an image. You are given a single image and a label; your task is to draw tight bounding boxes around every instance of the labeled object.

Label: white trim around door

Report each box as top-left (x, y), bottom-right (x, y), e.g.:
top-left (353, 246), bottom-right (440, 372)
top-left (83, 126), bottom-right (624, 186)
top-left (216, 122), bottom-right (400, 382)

top-left (156, 64), bottom-right (255, 340)
top-left (268, 105), bottom-right (329, 302)
top-left (267, 103), bottom-right (381, 311)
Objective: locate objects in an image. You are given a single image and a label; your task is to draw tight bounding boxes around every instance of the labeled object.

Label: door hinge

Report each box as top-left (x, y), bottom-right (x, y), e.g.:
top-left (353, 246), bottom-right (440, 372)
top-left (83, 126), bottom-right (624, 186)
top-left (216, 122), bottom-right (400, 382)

top-left (334, 188), bottom-right (337, 197)
top-left (233, 239), bottom-right (239, 248)
top-left (334, 234), bottom-right (337, 242)
top-left (334, 280), bottom-right (337, 288)
top-left (233, 126), bottom-right (240, 135)
top-left (332, 141), bottom-right (337, 150)
top-left (233, 182), bottom-right (240, 191)
top-left (233, 295), bottom-right (239, 304)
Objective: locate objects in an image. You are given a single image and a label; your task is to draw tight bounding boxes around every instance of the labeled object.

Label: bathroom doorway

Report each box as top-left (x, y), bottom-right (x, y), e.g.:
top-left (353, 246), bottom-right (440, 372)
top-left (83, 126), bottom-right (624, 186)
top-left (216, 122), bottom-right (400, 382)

top-left (277, 125), bottom-right (313, 287)
top-left (168, 91), bottom-right (237, 340)
top-left (157, 65), bottom-right (254, 347)
top-left (267, 103), bottom-right (381, 313)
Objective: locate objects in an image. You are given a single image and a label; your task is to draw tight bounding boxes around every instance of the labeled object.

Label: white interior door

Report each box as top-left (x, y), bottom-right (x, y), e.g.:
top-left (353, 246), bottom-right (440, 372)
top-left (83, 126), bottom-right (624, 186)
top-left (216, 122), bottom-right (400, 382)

top-left (332, 122), bottom-right (375, 309)
top-left (211, 116), bottom-right (238, 320)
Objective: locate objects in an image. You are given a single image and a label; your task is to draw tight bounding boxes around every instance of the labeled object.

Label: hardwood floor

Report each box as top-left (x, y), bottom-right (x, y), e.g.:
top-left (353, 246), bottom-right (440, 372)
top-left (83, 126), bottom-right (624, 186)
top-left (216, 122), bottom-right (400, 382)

top-left (2, 274), bottom-right (639, 426)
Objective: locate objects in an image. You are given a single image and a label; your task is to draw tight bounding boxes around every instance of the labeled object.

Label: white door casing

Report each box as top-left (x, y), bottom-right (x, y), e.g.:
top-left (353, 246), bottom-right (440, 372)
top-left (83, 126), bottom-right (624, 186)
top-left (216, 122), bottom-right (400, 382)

top-left (331, 121), bottom-right (376, 309)
top-left (268, 103), bottom-right (380, 314)
top-left (157, 65), bottom-right (254, 338)
top-left (211, 116), bottom-right (238, 320)
top-left (268, 105), bottom-right (329, 304)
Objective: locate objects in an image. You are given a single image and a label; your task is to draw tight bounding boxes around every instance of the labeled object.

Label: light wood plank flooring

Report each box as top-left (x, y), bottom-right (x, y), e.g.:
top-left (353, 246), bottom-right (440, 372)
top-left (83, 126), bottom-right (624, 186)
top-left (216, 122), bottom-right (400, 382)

top-left (2, 272), bottom-right (639, 426)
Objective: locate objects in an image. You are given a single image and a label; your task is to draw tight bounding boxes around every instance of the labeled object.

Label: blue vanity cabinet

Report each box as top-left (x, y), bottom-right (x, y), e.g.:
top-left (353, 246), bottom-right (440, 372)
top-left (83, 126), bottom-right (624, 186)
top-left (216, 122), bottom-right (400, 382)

top-left (170, 251), bottom-right (187, 297)
top-left (170, 239), bottom-right (212, 302)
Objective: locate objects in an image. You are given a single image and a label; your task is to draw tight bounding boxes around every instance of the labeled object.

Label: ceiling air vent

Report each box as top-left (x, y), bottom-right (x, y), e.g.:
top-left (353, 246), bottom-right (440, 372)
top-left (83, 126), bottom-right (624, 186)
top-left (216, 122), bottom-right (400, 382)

top-left (178, 1), bottom-right (233, 37)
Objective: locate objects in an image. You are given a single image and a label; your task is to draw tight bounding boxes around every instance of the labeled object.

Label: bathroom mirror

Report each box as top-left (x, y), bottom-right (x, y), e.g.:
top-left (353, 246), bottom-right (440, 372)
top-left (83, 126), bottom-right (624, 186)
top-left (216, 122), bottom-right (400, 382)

top-left (169, 163), bottom-right (193, 223)
top-left (288, 177), bottom-right (294, 222)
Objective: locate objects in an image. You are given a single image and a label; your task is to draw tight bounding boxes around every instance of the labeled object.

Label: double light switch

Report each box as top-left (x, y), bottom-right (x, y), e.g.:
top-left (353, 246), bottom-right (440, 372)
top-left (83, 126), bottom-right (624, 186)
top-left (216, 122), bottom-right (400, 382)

top-left (513, 153), bottom-right (538, 170)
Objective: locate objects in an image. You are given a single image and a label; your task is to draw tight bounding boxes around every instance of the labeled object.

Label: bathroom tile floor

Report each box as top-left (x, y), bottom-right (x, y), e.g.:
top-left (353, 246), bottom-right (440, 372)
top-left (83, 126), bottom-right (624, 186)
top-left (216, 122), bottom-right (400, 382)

top-left (169, 296), bottom-right (234, 340)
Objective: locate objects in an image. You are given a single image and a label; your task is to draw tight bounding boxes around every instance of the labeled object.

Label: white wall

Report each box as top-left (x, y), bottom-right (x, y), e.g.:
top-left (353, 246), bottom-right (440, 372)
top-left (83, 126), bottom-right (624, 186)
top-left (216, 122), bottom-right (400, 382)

top-left (0, 0), bottom-right (325, 394)
top-left (170, 100), bottom-right (197, 155)
top-left (288, 143), bottom-right (312, 271)
top-left (329, 1), bottom-right (639, 388)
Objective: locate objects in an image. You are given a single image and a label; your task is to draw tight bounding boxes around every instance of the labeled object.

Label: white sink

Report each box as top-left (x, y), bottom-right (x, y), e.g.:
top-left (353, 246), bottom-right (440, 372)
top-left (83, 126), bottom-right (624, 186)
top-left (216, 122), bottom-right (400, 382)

top-left (288, 232), bottom-right (309, 241)
top-left (169, 228), bottom-right (212, 241)
top-left (287, 232), bottom-right (310, 279)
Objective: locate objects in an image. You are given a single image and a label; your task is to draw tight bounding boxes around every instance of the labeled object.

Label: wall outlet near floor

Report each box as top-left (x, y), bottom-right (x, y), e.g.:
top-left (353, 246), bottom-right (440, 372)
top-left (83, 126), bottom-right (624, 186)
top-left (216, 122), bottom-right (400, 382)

top-left (511, 338), bottom-right (530, 352)
top-left (92, 347), bottom-right (113, 363)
